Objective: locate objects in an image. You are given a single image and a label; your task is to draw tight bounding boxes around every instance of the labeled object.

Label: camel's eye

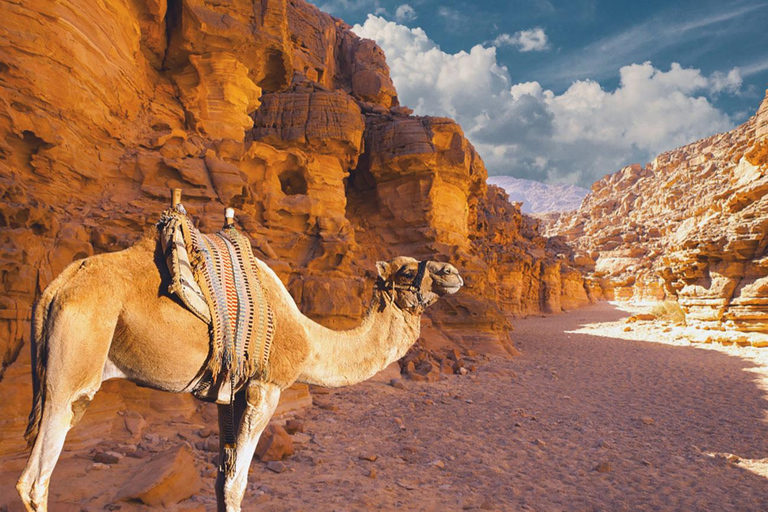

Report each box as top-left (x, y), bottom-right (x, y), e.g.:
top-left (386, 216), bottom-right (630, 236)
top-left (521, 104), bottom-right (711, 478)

top-left (400, 269), bottom-right (415, 279)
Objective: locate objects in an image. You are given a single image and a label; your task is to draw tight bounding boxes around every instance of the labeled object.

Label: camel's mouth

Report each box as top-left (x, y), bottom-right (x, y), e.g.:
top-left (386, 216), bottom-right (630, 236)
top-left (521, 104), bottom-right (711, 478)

top-left (441, 283), bottom-right (462, 295)
top-left (428, 262), bottom-right (464, 296)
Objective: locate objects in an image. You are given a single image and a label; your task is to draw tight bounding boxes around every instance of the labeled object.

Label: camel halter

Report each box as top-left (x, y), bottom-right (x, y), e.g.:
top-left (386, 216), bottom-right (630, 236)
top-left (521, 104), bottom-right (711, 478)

top-left (377, 260), bottom-right (429, 310)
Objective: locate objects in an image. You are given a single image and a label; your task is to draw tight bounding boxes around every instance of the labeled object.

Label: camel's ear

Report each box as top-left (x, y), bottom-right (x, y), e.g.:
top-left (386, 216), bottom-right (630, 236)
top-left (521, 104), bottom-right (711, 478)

top-left (376, 261), bottom-right (392, 280)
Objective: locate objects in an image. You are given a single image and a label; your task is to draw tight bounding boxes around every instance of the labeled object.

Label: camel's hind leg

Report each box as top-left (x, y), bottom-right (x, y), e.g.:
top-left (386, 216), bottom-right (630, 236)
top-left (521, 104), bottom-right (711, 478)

top-left (17, 304), bottom-right (116, 512)
top-left (216, 381), bottom-right (281, 512)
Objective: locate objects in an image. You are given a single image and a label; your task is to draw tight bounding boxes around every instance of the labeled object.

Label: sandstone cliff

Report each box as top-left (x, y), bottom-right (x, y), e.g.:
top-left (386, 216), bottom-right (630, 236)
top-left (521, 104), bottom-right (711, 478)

top-left (549, 90), bottom-right (768, 343)
top-left (0, 0), bottom-right (595, 464)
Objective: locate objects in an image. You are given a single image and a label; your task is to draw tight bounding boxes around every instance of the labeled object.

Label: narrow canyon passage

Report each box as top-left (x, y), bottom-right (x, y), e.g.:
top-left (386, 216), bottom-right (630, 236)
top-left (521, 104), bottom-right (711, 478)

top-left (243, 302), bottom-right (768, 512)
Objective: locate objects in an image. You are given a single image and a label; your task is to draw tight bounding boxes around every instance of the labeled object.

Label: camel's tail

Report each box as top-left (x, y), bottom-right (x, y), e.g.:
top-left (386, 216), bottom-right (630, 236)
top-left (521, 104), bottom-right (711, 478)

top-left (24, 261), bottom-right (82, 447)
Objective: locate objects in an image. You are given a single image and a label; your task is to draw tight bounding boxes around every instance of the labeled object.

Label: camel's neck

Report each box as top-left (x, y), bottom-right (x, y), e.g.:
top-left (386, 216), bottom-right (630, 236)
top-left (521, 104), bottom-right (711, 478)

top-left (296, 292), bottom-right (422, 387)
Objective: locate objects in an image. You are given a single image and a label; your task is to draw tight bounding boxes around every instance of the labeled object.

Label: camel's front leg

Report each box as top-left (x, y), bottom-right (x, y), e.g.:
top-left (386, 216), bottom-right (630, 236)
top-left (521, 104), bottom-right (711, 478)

top-left (215, 381), bottom-right (281, 512)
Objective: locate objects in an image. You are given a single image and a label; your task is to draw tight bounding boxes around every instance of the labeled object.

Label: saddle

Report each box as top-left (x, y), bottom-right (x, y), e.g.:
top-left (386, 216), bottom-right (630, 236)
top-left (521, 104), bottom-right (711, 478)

top-left (157, 206), bottom-right (274, 404)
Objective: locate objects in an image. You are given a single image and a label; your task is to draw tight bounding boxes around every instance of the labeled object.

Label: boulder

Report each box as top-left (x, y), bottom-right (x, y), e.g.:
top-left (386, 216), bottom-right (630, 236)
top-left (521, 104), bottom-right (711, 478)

top-left (116, 443), bottom-right (202, 507)
top-left (256, 425), bottom-right (294, 461)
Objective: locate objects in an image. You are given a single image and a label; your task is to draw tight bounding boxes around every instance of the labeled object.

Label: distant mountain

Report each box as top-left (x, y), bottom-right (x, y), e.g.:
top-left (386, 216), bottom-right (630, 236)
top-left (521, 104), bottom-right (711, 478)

top-left (487, 176), bottom-right (589, 214)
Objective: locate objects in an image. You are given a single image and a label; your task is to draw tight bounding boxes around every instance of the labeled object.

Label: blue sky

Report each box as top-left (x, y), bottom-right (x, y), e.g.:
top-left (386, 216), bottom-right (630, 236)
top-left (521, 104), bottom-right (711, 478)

top-left (313, 0), bottom-right (768, 187)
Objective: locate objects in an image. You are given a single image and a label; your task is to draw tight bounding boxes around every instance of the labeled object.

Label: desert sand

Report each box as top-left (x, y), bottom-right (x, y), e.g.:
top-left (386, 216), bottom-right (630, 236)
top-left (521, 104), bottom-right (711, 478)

top-left (3, 301), bottom-right (768, 511)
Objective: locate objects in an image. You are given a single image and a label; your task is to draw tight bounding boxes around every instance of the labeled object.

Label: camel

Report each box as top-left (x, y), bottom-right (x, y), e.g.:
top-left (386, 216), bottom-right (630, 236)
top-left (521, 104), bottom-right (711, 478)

top-left (15, 225), bottom-right (464, 512)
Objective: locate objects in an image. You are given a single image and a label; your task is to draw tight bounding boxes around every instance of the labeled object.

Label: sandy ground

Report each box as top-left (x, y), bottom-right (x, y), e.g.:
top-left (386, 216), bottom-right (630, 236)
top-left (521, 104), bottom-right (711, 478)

top-left (4, 301), bottom-right (768, 511)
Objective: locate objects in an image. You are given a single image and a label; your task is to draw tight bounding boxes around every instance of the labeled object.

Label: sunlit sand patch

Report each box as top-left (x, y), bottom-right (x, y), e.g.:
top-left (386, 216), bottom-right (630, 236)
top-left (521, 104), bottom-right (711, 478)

top-left (566, 301), bottom-right (768, 426)
top-left (704, 452), bottom-right (768, 480)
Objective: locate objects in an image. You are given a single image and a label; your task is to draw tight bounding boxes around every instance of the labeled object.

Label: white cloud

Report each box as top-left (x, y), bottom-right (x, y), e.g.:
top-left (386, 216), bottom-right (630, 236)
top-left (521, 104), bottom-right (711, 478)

top-left (437, 6), bottom-right (462, 27)
top-left (494, 28), bottom-right (549, 52)
top-left (742, 57), bottom-right (768, 77)
top-left (709, 68), bottom-right (742, 95)
top-left (536, 3), bottom-right (768, 85)
top-left (394, 4), bottom-right (417, 23)
top-left (352, 15), bottom-right (736, 187)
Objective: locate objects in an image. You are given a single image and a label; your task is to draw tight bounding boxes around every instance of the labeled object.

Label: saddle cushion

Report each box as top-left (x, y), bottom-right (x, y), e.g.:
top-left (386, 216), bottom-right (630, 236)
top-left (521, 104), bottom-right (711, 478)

top-left (158, 208), bottom-right (274, 403)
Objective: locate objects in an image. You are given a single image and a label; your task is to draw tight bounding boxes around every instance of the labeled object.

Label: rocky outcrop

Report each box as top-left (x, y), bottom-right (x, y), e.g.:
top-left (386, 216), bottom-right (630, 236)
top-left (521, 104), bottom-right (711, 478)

top-left (549, 90), bottom-right (768, 341)
top-left (0, 0), bottom-right (593, 474)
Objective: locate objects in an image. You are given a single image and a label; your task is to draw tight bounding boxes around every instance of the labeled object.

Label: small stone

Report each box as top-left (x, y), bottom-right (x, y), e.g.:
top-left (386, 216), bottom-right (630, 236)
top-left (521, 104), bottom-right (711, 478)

top-left (256, 425), bottom-right (294, 462)
top-left (266, 461), bottom-right (287, 473)
top-left (367, 467), bottom-right (377, 479)
top-left (429, 460), bottom-right (445, 469)
top-left (514, 422), bottom-right (522, 427)
top-left (94, 451), bottom-right (123, 465)
top-left (89, 463), bottom-right (110, 471)
top-left (480, 501), bottom-right (495, 511)
top-left (396, 479), bottom-right (417, 490)
top-left (534, 439), bottom-right (546, 447)
top-left (641, 417), bottom-right (655, 425)
top-left (116, 444), bottom-right (138, 455)
top-left (458, 367), bottom-right (468, 375)
top-left (390, 378), bottom-right (406, 390)
top-left (317, 402), bottom-right (338, 412)
top-left (124, 411), bottom-right (148, 439)
top-left (291, 433), bottom-right (312, 445)
top-left (623, 326), bottom-right (633, 332)
top-left (641, 460), bottom-right (652, 466)
top-left (127, 448), bottom-right (152, 459)
top-left (203, 437), bottom-right (219, 452)
top-left (253, 492), bottom-right (270, 505)
top-left (284, 419), bottom-right (305, 435)
top-left (594, 461), bottom-right (612, 473)
top-left (359, 454), bottom-right (378, 462)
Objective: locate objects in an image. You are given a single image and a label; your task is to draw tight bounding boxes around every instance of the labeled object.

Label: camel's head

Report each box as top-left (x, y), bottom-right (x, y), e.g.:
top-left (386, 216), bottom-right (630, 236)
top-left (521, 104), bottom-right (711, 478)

top-left (375, 256), bottom-right (463, 312)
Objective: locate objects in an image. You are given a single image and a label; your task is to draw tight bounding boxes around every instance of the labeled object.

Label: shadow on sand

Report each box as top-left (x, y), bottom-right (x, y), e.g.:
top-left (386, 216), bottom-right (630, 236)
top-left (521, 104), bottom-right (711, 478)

top-left (502, 301), bottom-right (768, 510)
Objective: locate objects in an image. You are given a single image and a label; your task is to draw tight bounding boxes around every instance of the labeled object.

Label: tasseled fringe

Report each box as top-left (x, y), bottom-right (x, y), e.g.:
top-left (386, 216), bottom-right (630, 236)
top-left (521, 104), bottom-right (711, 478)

top-left (161, 208), bottom-right (275, 401)
top-left (221, 444), bottom-right (238, 478)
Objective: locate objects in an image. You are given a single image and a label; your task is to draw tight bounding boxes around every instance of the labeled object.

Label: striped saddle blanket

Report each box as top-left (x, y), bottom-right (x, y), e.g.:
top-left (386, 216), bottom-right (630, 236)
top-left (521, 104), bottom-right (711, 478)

top-left (158, 208), bottom-right (274, 404)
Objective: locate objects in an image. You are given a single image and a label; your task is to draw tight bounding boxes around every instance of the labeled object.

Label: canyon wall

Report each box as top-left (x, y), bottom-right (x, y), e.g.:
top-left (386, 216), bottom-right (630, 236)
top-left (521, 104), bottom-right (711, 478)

top-left (549, 90), bottom-right (768, 342)
top-left (0, 0), bottom-right (594, 459)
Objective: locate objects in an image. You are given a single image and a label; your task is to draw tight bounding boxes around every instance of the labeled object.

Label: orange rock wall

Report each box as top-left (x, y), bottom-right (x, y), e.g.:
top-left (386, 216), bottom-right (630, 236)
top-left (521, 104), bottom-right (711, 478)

top-left (0, 0), bottom-right (593, 455)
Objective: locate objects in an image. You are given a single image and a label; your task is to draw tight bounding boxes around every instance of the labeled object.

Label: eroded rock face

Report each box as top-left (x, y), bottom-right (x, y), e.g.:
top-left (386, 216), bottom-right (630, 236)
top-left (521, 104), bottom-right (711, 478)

top-left (549, 90), bottom-right (768, 337)
top-left (0, 0), bottom-right (592, 462)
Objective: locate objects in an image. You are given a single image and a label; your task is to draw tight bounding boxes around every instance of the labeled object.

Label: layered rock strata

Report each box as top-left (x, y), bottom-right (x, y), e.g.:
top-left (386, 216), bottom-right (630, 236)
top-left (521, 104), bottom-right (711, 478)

top-left (0, 0), bottom-right (593, 462)
top-left (549, 91), bottom-right (768, 341)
